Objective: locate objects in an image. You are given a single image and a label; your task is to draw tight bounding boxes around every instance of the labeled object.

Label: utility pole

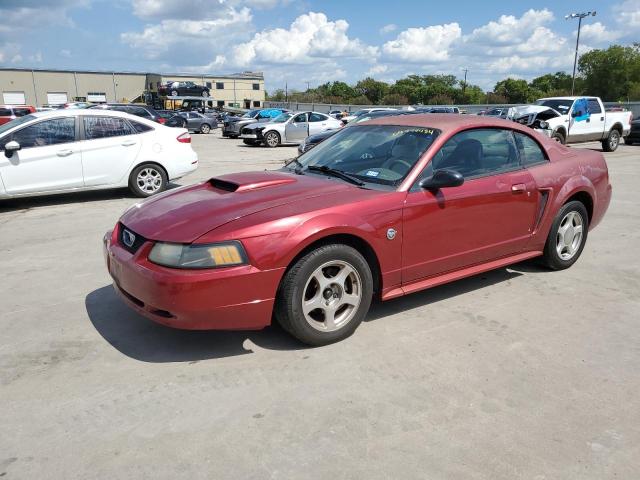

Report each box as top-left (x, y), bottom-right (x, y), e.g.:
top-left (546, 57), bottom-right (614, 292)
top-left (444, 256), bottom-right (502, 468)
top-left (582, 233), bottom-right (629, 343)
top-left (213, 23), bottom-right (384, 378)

top-left (306, 81), bottom-right (310, 91)
top-left (462, 69), bottom-right (468, 95)
top-left (285, 82), bottom-right (288, 102)
top-left (566, 11), bottom-right (596, 95)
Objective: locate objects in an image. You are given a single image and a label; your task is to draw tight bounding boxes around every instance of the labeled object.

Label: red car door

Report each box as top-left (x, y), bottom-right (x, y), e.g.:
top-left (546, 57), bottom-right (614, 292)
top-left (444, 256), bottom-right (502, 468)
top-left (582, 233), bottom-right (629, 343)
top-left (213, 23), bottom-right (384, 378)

top-left (401, 128), bottom-right (538, 284)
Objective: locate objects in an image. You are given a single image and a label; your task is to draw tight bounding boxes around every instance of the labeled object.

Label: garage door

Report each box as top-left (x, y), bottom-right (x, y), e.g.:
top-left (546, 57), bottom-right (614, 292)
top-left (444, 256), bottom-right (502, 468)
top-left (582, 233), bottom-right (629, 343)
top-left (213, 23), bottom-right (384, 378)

top-left (3, 92), bottom-right (26, 104)
top-left (87, 92), bottom-right (107, 102)
top-left (47, 92), bottom-right (68, 105)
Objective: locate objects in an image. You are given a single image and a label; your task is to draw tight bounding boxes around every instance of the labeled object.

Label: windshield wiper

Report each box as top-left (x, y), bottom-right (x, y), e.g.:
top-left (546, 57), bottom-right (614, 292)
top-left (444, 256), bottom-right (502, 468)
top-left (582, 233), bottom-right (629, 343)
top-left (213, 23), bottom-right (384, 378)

top-left (307, 165), bottom-right (365, 186)
top-left (286, 158), bottom-right (304, 175)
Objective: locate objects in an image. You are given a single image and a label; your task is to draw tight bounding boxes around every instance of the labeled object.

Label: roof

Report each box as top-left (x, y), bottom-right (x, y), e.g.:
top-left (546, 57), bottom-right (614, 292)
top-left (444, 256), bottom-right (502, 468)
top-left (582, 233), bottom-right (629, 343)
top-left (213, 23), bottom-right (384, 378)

top-left (0, 67), bottom-right (263, 80)
top-left (366, 113), bottom-right (536, 134)
top-left (29, 108), bottom-right (145, 120)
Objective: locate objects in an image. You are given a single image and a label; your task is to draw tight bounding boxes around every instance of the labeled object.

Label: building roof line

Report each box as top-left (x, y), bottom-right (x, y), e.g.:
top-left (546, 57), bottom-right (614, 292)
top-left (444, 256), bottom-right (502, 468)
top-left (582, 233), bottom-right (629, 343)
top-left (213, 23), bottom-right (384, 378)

top-left (0, 66), bottom-right (264, 80)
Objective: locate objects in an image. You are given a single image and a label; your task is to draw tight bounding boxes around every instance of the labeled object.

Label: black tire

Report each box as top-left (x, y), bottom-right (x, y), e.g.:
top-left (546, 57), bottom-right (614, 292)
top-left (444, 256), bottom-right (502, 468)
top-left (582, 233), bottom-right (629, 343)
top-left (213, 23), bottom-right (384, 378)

top-left (171, 90), bottom-right (179, 97)
top-left (540, 200), bottom-right (589, 270)
top-left (264, 130), bottom-right (280, 147)
top-left (623, 137), bottom-right (633, 145)
top-left (602, 129), bottom-right (621, 152)
top-left (275, 244), bottom-right (373, 346)
top-left (200, 123), bottom-right (211, 134)
top-left (243, 139), bottom-right (257, 146)
top-left (202, 91), bottom-right (209, 97)
top-left (551, 130), bottom-right (566, 144)
top-left (128, 163), bottom-right (168, 198)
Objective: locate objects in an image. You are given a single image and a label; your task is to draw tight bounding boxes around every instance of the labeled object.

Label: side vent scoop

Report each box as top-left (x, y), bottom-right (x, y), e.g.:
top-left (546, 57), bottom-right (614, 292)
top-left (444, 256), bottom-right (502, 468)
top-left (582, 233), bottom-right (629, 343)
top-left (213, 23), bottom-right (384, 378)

top-left (210, 178), bottom-right (239, 192)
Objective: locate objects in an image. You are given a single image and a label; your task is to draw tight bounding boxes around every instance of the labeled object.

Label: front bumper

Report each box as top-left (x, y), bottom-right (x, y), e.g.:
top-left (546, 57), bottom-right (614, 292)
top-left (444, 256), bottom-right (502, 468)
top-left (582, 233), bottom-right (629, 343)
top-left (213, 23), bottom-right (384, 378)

top-left (103, 229), bottom-right (283, 330)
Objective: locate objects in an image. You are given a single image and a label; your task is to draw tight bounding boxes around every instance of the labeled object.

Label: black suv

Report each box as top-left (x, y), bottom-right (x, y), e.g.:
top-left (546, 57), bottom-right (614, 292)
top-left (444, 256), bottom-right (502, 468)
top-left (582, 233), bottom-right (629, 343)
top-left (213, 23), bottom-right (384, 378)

top-left (88, 104), bottom-right (184, 128)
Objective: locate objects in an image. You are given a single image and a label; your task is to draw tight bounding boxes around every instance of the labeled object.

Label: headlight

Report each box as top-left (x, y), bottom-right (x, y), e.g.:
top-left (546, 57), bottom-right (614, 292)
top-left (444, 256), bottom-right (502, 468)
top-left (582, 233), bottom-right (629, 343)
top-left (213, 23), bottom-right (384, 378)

top-left (148, 241), bottom-right (247, 269)
top-left (539, 121), bottom-right (549, 129)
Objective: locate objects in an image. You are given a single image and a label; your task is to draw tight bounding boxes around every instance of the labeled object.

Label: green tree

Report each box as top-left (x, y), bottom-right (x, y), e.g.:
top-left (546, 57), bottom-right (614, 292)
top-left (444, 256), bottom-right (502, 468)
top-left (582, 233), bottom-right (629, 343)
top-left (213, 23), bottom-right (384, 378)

top-left (493, 78), bottom-right (529, 103)
top-left (354, 77), bottom-right (390, 104)
top-left (350, 95), bottom-right (372, 105)
top-left (530, 72), bottom-right (574, 95)
top-left (380, 93), bottom-right (409, 105)
top-left (578, 44), bottom-right (640, 101)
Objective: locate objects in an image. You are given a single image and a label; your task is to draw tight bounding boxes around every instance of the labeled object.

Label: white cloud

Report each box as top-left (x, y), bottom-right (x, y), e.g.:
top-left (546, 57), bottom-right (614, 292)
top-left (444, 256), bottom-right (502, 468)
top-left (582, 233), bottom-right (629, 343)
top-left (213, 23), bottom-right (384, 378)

top-left (366, 64), bottom-right (388, 76)
top-left (616, 0), bottom-right (640, 29)
top-left (379, 24), bottom-right (397, 34)
top-left (131, 0), bottom-right (286, 20)
top-left (578, 22), bottom-right (621, 45)
top-left (231, 12), bottom-right (377, 66)
top-left (466, 9), bottom-right (554, 46)
top-left (121, 8), bottom-right (252, 59)
top-left (382, 23), bottom-right (461, 62)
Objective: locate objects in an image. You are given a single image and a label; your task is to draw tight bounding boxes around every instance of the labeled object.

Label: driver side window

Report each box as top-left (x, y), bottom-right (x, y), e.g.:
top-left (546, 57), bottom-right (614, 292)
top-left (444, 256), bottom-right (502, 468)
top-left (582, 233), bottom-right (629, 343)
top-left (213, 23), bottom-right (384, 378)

top-left (414, 128), bottom-right (520, 187)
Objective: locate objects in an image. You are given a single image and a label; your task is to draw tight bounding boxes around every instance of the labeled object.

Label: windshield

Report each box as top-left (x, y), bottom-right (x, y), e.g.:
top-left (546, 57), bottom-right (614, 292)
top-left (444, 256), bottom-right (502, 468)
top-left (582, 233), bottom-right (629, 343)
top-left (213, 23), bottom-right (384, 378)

top-left (0, 114), bottom-right (36, 137)
top-left (351, 110), bottom-right (368, 117)
top-left (535, 99), bottom-right (572, 115)
top-left (242, 109), bottom-right (260, 118)
top-left (272, 113), bottom-right (292, 123)
top-left (293, 125), bottom-right (439, 186)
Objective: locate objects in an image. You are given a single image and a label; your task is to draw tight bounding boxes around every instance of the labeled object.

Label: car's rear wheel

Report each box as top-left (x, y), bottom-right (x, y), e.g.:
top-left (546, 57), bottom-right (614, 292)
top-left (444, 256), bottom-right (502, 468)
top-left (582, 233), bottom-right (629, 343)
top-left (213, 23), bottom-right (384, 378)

top-left (200, 123), bottom-right (211, 134)
top-left (541, 201), bottom-right (589, 270)
top-left (202, 91), bottom-right (209, 97)
top-left (171, 90), bottom-right (178, 97)
top-left (551, 130), bottom-right (565, 144)
top-left (623, 137), bottom-right (633, 145)
top-left (602, 129), bottom-right (621, 152)
top-left (264, 131), bottom-right (280, 147)
top-left (275, 244), bottom-right (373, 346)
top-left (129, 163), bottom-right (168, 198)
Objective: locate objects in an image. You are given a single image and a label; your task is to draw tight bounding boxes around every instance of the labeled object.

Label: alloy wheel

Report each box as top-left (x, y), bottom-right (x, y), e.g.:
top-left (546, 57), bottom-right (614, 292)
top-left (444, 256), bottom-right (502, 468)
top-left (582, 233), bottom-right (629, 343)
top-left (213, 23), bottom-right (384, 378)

top-left (301, 260), bottom-right (362, 332)
top-left (136, 167), bottom-right (163, 194)
top-left (556, 211), bottom-right (584, 260)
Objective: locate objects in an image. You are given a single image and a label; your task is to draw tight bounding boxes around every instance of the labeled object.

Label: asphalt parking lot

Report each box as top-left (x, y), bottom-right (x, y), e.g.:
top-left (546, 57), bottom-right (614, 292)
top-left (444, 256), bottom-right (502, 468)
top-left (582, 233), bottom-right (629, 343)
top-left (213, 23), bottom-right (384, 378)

top-left (1, 132), bottom-right (639, 479)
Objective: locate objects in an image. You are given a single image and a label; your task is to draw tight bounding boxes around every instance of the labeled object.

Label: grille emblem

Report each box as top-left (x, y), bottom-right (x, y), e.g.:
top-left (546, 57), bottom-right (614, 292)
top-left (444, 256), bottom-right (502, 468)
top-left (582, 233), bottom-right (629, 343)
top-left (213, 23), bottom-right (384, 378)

top-left (122, 229), bottom-right (136, 248)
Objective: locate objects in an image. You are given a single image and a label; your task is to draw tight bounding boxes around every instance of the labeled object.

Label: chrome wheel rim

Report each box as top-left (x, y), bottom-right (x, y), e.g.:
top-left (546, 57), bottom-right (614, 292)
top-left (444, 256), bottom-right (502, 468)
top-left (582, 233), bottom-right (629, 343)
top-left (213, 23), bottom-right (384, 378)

top-left (556, 211), bottom-right (584, 260)
top-left (609, 132), bottom-right (619, 149)
top-left (302, 260), bottom-right (362, 332)
top-left (136, 167), bottom-right (163, 194)
top-left (201, 125), bottom-right (210, 133)
top-left (266, 133), bottom-right (278, 147)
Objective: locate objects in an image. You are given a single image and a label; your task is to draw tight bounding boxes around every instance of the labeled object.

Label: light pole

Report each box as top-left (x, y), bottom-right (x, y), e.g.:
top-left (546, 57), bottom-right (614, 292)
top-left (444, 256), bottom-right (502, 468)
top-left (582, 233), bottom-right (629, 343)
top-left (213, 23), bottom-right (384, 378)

top-left (565, 11), bottom-right (596, 95)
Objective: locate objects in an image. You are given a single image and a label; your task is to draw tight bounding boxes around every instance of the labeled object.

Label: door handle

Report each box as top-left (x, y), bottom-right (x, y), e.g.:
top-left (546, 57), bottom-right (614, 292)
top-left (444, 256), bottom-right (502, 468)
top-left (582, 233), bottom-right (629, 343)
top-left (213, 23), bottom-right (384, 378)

top-left (600, 116), bottom-right (604, 121)
top-left (511, 183), bottom-right (526, 194)
top-left (57, 149), bottom-right (73, 157)
top-left (121, 141), bottom-right (137, 146)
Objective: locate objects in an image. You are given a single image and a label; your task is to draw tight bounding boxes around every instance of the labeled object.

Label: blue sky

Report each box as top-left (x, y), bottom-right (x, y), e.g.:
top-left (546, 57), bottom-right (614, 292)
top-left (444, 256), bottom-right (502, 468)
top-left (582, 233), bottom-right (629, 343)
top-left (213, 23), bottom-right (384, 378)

top-left (0, 0), bottom-right (637, 91)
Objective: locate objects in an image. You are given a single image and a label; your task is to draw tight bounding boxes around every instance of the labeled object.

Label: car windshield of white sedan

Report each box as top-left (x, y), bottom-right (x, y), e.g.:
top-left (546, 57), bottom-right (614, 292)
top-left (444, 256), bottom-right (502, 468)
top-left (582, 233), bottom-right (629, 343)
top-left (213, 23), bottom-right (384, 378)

top-left (296, 125), bottom-right (439, 186)
top-left (272, 113), bottom-right (293, 123)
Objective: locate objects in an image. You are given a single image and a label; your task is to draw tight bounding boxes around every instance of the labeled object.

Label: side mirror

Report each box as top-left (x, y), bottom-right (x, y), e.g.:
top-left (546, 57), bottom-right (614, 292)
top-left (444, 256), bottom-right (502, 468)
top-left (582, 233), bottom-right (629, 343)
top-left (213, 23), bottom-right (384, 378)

top-left (4, 140), bottom-right (21, 158)
top-left (419, 169), bottom-right (464, 190)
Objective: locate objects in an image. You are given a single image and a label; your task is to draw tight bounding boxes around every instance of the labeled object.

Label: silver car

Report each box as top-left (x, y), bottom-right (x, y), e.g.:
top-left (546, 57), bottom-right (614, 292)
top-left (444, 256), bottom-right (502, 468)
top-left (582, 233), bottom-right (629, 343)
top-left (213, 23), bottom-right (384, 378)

top-left (239, 111), bottom-right (343, 147)
top-left (178, 111), bottom-right (216, 134)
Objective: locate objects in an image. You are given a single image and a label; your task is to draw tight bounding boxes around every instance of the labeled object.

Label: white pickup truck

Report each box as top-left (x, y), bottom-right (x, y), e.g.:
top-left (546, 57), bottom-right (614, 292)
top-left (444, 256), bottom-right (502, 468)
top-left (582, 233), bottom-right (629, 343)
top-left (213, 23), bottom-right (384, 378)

top-left (509, 96), bottom-right (633, 152)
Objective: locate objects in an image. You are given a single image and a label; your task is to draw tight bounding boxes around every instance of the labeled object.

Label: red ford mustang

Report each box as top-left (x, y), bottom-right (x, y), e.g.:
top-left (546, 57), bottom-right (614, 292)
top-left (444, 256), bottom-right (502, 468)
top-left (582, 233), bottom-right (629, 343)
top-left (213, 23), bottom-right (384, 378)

top-left (104, 114), bottom-right (611, 345)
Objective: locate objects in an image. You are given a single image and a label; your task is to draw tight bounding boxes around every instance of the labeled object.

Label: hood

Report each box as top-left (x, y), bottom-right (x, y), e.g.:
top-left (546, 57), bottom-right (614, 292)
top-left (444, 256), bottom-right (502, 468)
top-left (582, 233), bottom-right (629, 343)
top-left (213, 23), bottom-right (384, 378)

top-left (120, 171), bottom-right (353, 243)
top-left (242, 121), bottom-right (278, 131)
top-left (506, 105), bottom-right (559, 119)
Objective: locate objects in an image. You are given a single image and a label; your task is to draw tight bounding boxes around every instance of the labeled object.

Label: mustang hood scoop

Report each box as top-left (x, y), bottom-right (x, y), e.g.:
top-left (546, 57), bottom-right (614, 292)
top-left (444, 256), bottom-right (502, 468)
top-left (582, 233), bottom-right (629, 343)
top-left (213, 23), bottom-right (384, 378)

top-left (210, 175), bottom-right (297, 192)
top-left (120, 170), bottom-right (350, 243)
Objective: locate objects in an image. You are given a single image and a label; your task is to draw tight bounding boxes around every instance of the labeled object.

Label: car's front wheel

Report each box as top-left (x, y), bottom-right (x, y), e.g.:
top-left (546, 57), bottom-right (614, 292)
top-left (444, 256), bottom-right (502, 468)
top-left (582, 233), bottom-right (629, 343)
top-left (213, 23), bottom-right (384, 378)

top-left (202, 91), bottom-right (209, 97)
top-left (551, 130), bottom-right (566, 144)
top-left (541, 200), bottom-right (589, 270)
top-left (275, 244), bottom-right (373, 346)
top-left (129, 163), bottom-right (168, 198)
top-left (171, 90), bottom-right (179, 97)
top-left (264, 131), bottom-right (280, 147)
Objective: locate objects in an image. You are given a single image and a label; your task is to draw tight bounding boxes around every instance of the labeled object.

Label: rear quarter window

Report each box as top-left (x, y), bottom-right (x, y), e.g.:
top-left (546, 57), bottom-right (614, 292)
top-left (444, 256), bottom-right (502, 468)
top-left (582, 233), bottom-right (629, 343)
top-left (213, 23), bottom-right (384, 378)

top-left (514, 132), bottom-right (548, 167)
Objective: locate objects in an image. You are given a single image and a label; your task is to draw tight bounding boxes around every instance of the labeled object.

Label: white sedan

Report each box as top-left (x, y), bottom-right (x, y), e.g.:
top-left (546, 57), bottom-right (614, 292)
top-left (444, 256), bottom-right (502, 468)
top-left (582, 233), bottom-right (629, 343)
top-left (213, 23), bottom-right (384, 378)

top-left (239, 111), bottom-right (343, 147)
top-left (0, 109), bottom-right (198, 199)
